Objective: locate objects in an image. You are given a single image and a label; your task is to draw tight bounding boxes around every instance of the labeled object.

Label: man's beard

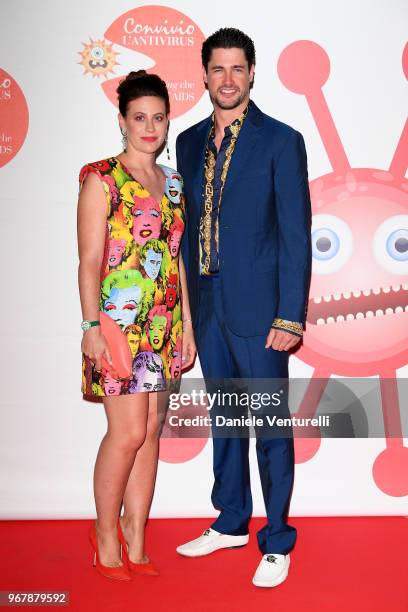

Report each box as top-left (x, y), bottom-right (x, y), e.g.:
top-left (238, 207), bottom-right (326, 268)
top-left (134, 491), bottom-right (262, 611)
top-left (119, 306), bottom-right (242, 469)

top-left (210, 87), bottom-right (249, 110)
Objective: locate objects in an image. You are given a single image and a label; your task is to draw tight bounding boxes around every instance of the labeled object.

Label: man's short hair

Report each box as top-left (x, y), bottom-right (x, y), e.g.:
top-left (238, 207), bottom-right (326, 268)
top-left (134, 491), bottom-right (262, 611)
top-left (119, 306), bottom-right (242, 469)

top-left (202, 28), bottom-right (256, 72)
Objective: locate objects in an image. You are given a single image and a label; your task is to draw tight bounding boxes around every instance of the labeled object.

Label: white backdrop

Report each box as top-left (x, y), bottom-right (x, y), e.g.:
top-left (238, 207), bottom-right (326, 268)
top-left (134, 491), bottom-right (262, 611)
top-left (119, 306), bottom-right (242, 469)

top-left (0, 0), bottom-right (407, 519)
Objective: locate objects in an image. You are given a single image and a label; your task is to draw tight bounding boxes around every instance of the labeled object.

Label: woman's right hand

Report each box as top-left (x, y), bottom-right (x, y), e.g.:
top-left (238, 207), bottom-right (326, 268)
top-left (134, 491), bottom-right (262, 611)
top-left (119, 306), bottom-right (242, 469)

top-left (81, 327), bottom-right (112, 372)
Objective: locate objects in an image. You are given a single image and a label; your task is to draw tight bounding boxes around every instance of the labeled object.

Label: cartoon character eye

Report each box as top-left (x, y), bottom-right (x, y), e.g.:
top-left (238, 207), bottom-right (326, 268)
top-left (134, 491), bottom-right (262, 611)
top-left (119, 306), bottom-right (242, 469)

top-left (91, 46), bottom-right (104, 60)
top-left (105, 303), bottom-right (116, 311)
top-left (311, 215), bottom-right (353, 275)
top-left (134, 210), bottom-right (143, 217)
top-left (149, 209), bottom-right (160, 218)
top-left (373, 215), bottom-right (408, 274)
top-left (312, 228), bottom-right (339, 260)
top-left (123, 303), bottom-right (136, 310)
top-left (387, 230), bottom-right (408, 260)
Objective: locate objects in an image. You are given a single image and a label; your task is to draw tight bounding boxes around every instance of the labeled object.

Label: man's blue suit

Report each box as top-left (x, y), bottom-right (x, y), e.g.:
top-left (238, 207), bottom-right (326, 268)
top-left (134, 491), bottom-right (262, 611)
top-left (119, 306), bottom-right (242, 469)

top-left (176, 100), bottom-right (312, 554)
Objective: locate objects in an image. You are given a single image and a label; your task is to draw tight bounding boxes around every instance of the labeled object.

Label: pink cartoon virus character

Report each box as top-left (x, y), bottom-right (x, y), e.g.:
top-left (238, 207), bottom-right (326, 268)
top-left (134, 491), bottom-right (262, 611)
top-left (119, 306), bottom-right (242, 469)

top-left (277, 40), bottom-right (408, 496)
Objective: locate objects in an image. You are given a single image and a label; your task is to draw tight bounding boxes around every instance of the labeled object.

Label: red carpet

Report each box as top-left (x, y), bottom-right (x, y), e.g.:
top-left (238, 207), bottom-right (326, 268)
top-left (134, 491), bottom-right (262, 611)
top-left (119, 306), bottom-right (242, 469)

top-left (1, 517), bottom-right (407, 612)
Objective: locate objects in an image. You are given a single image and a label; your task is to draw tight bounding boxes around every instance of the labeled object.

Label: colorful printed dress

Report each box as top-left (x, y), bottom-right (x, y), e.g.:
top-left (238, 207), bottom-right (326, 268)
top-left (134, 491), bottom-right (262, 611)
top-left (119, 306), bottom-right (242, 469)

top-left (79, 157), bottom-right (185, 400)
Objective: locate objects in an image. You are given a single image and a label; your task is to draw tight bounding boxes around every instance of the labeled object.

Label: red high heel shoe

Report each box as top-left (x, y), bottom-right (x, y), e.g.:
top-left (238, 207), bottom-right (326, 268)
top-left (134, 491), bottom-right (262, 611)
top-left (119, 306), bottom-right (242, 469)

top-left (89, 522), bottom-right (132, 581)
top-left (117, 518), bottom-right (159, 576)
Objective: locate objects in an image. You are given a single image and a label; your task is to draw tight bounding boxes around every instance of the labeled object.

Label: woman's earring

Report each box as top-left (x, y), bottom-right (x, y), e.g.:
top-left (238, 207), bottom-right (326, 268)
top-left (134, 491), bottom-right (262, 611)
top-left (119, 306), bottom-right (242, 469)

top-left (165, 124), bottom-right (170, 160)
top-left (120, 127), bottom-right (127, 152)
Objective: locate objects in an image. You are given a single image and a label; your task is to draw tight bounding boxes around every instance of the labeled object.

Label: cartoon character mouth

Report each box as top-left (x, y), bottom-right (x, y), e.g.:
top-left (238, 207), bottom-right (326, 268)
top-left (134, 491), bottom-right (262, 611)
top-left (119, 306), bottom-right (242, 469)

top-left (153, 338), bottom-right (160, 345)
top-left (140, 230), bottom-right (152, 238)
top-left (307, 283), bottom-right (408, 325)
top-left (109, 257), bottom-right (117, 263)
top-left (89, 59), bottom-right (108, 69)
top-left (169, 189), bottom-right (179, 197)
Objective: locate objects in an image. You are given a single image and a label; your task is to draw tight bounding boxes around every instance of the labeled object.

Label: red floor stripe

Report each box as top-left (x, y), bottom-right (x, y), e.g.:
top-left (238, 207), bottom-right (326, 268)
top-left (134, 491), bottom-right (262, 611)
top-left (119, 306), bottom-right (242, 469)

top-left (1, 517), bottom-right (407, 612)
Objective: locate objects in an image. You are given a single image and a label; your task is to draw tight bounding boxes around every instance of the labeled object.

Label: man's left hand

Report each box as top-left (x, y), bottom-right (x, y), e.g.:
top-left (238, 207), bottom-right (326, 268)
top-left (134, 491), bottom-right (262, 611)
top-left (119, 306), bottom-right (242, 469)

top-left (265, 328), bottom-right (301, 351)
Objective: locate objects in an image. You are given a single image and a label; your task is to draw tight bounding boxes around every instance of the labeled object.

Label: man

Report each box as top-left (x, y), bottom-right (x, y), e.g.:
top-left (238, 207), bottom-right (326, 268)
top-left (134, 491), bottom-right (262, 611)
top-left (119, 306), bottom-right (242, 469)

top-left (176, 28), bottom-right (312, 587)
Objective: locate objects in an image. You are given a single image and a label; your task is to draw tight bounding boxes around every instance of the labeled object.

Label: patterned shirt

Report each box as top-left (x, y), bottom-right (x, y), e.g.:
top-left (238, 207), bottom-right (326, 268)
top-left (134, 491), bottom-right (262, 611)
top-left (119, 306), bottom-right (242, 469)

top-left (199, 102), bottom-right (303, 337)
top-left (199, 105), bottom-right (248, 275)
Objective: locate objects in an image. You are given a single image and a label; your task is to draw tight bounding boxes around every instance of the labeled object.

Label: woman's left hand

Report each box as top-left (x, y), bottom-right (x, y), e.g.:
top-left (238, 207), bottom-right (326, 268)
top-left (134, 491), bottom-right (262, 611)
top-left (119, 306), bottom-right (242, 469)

top-left (182, 322), bottom-right (197, 370)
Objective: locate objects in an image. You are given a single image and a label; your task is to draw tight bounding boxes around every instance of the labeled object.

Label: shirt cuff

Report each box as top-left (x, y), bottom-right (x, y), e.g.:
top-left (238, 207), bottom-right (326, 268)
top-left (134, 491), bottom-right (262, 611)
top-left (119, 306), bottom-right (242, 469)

top-left (271, 318), bottom-right (303, 337)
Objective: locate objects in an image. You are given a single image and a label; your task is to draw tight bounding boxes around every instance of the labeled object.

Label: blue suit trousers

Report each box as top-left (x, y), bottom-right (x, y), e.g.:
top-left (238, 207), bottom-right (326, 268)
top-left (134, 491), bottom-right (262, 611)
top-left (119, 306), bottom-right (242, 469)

top-left (196, 275), bottom-right (297, 554)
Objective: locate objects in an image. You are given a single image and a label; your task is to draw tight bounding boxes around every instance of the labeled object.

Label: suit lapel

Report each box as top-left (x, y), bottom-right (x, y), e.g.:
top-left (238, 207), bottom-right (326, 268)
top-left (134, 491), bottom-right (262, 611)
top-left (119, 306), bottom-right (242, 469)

top-left (221, 101), bottom-right (263, 199)
top-left (191, 116), bottom-right (212, 214)
top-left (187, 102), bottom-right (263, 212)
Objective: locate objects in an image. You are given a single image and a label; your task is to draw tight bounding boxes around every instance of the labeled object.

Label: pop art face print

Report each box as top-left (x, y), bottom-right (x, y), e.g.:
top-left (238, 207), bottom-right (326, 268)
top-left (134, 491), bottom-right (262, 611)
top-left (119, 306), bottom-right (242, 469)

top-left (79, 158), bottom-right (185, 399)
top-left (131, 195), bottom-right (162, 246)
top-left (108, 238), bottom-right (127, 267)
top-left (103, 284), bottom-right (142, 327)
top-left (129, 351), bottom-right (166, 393)
top-left (166, 173), bottom-right (183, 204)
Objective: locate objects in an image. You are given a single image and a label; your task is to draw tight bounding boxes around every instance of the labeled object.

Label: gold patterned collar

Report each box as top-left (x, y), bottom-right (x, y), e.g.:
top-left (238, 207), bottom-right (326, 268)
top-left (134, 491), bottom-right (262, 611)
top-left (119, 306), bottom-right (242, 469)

top-left (209, 103), bottom-right (249, 141)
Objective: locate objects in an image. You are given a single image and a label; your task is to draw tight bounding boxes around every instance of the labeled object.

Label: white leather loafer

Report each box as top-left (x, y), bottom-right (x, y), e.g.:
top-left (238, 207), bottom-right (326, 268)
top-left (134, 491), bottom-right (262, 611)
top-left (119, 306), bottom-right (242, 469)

top-left (176, 528), bottom-right (249, 557)
top-left (252, 553), bottom-right (290, 587)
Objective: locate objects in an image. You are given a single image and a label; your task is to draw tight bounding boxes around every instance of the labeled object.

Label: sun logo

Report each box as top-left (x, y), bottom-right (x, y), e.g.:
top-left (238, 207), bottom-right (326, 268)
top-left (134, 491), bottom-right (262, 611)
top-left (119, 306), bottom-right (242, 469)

top-left (78, 38), bottom-right (119, 79)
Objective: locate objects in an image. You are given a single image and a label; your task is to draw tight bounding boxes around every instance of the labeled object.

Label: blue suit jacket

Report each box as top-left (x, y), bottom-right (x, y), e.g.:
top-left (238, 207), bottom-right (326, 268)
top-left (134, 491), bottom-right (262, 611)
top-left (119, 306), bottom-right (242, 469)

top-left (176, 100), bottom-right (312, 337)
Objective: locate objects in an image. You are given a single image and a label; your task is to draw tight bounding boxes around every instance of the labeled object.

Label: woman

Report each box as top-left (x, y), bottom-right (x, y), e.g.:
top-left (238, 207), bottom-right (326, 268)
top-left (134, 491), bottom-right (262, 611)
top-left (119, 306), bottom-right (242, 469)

top-left (77, 70), bottom-right (196, 581)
